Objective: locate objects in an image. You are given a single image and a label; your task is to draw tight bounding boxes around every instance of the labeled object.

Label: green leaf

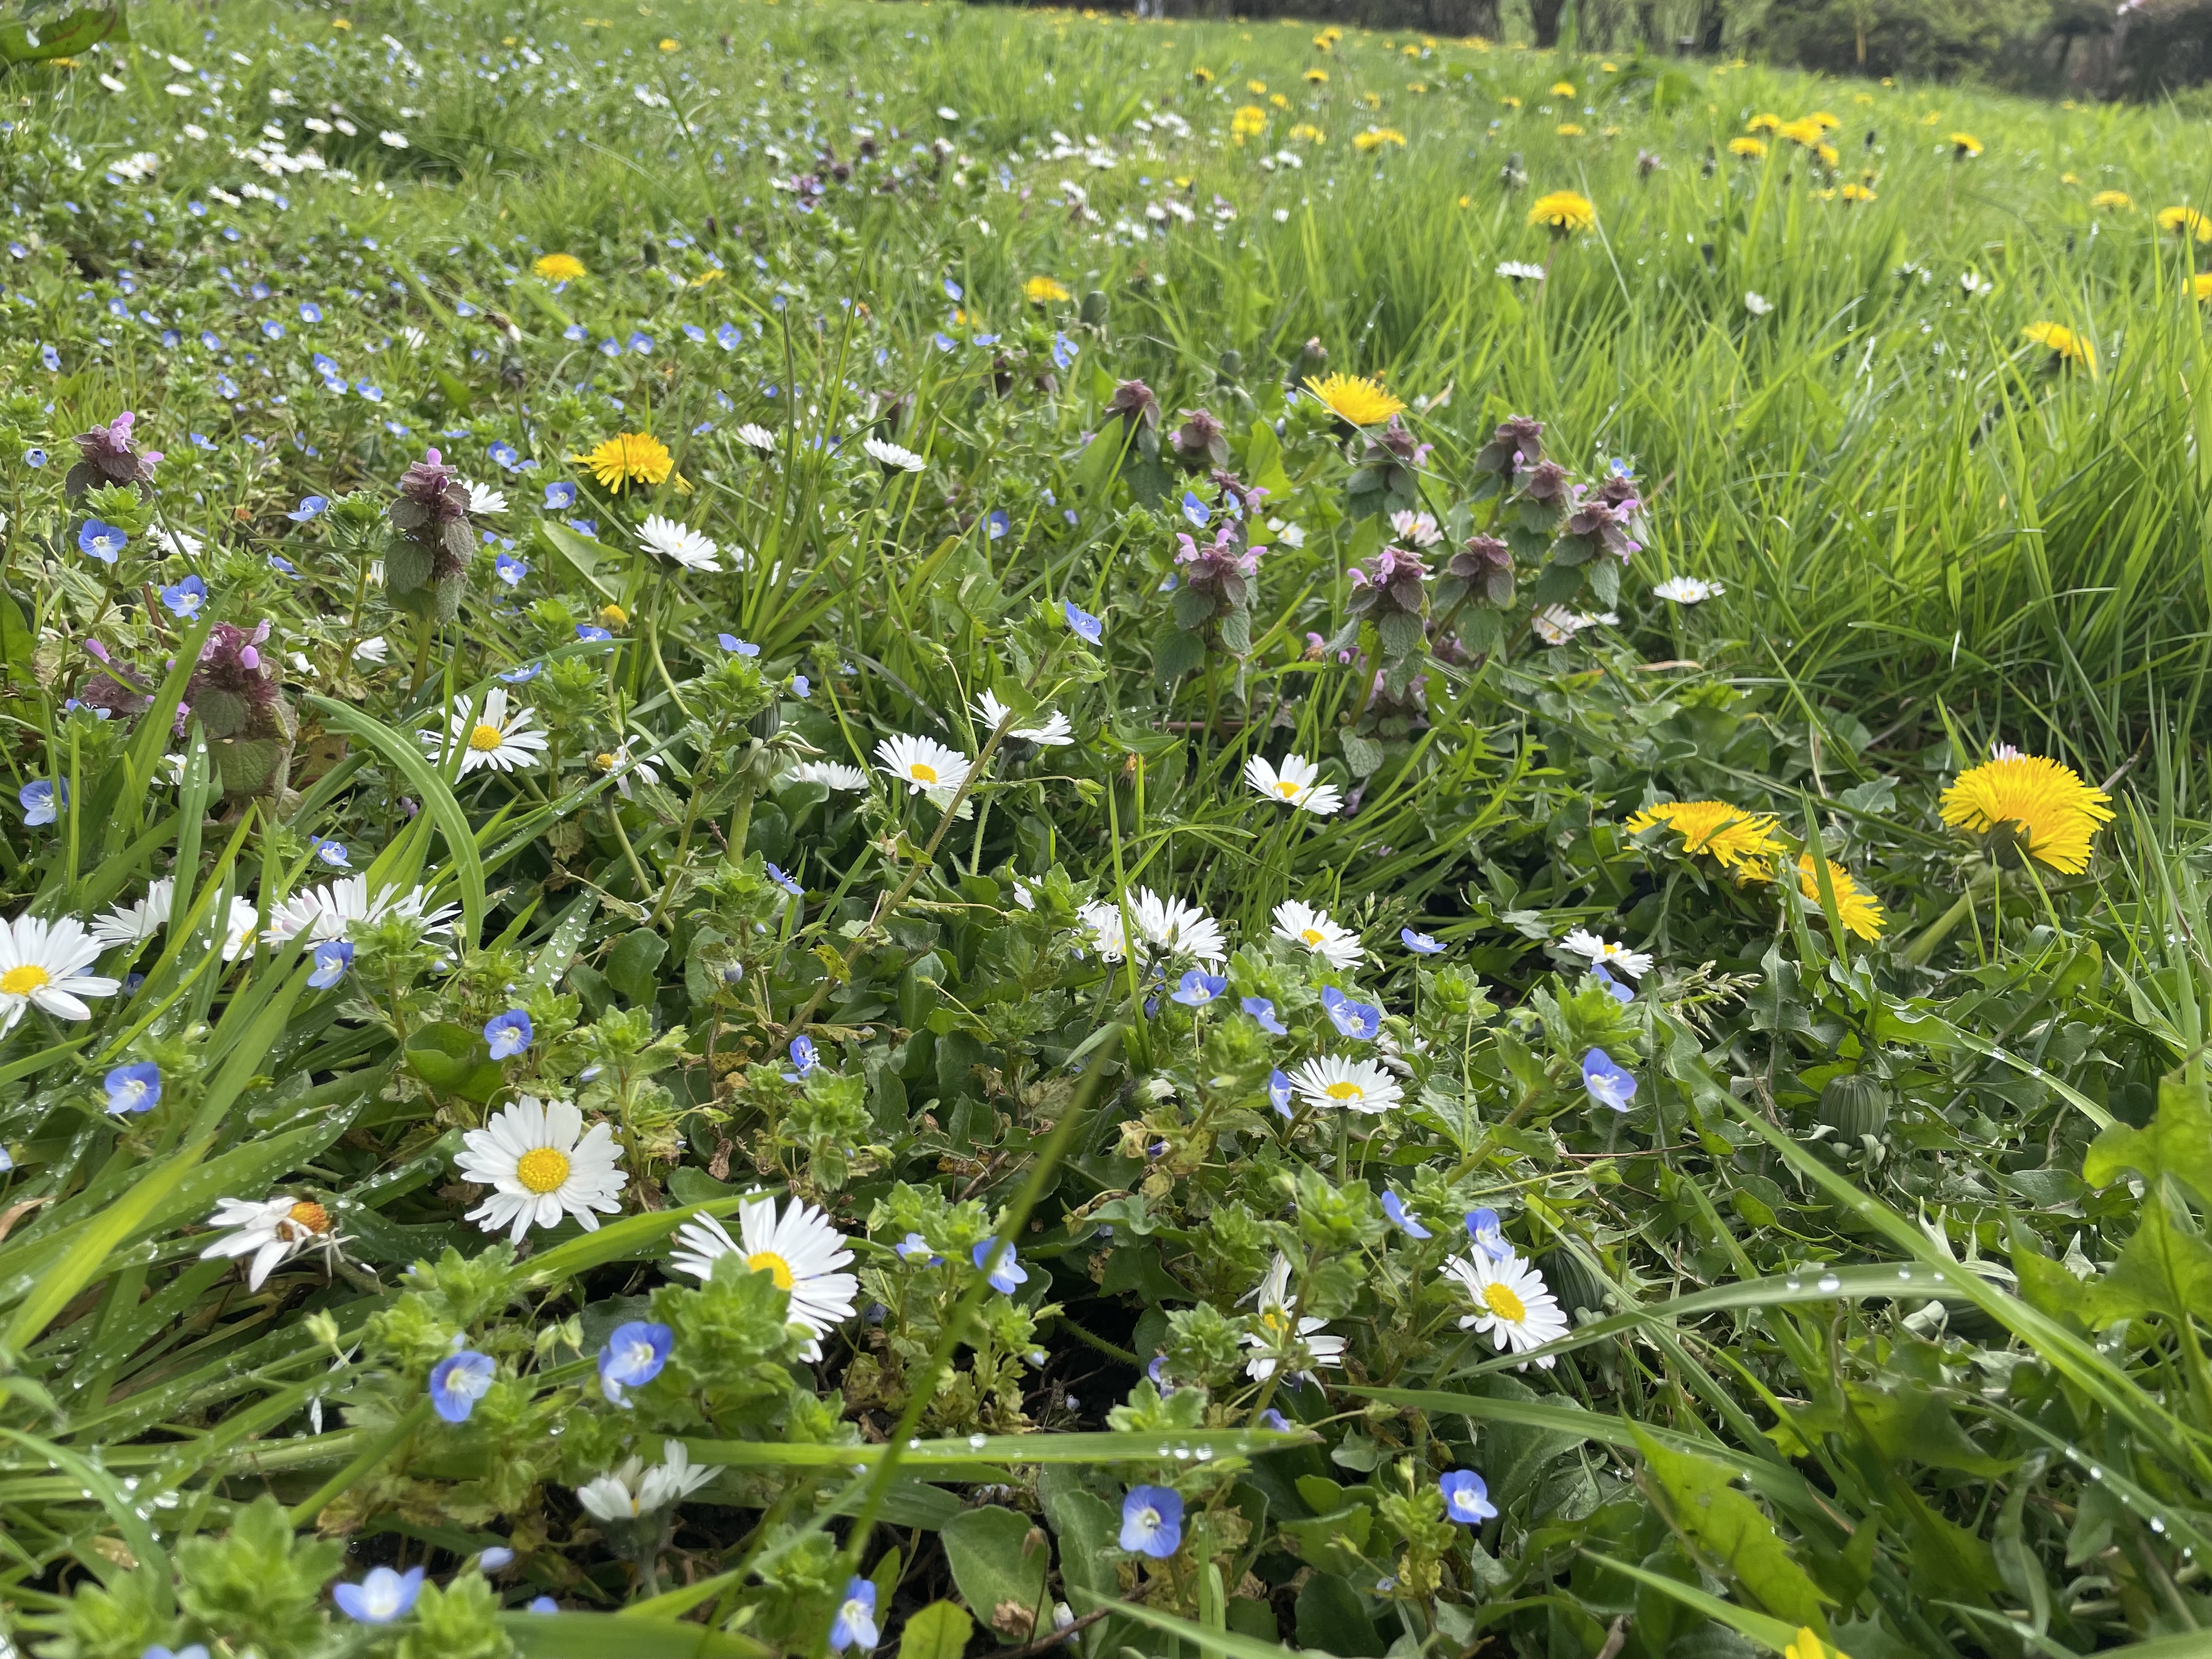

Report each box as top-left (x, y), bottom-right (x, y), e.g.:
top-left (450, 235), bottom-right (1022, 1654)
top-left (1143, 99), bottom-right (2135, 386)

top-left (898, 1602), bottom-right (974, 1659)
top-left (500, 1611), bottom-right (770, 1657)
top-left (681, 1426), bottom-right (1308, 1472)
top-left (404, 1021), bottom-right (507, 1103)
top-left (1631, 1426), bottom-right (1831, 1630)
top-left (1295, 1574), bottom-right (1384, 1657)
top-left (3, 1135), bottom-right (211, 1350)
top-left (606, 928), bottom-right (671, 1004)
top-left (537, 520), bottom-right (620, 601)
top-left (304, 695), bottom-right (487, 946)
top-left (939, 1505), bottom-right (1050, 1641)
top-left (1581, 1551), bottom-right (1802, 1655)
top-left (2084, 1071), bottom-right (2212, 1201)
top-left (1111, 1598), bottom-right (1346, 1659)
top-left (0, 4), bottom-right (127, 64)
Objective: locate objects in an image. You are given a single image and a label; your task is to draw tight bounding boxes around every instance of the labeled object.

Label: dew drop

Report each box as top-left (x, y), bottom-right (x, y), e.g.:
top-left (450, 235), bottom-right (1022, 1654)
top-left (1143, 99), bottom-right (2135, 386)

top-left (967, 1433), bottom-right (988, 1449)
top-left (1195, 1446), bottom-right (1215, 1461)
top-left (1818, 1273), bottom-right (1842, 1294)
top-left (1896, 1268), bottom-right (1912, 1280)
top-left (1784, 1277), bottom-right (1802, 1293)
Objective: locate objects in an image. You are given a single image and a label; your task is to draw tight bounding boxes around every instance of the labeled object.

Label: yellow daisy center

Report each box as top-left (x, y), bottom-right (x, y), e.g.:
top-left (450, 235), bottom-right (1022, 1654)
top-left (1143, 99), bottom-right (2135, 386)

top-left (1274, 780), bottom-right (1301, 798)
top-left (1324, 1080), bottom-right (1364, 1102)
top-left (1483, 1282), bottom-right (1527, 1323)
top-left (1300, 928), bottom-right (1326, 946)
top-left (747, 1249), bottom-right (796, 1289)
top-left (908, 763), bottom-right (938, 784)
top-left (0, 964), bottom-right (50, 996)
top-left (1260, 1308), bottom-right (1291, 1335)
top-left (283, 1200), bottom-right (331, 1237)
top-left (516, 1147), bottom-right (572, 1194)
top-left (469, 723), bottom-right (505, 752)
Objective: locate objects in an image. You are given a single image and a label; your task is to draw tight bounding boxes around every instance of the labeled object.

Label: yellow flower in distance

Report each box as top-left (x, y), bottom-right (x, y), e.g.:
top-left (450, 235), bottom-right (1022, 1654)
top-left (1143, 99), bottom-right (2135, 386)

top-left (1939, 752), bottom-right (2113, 873)
top-left (1624, 800), bottom-right (1784, 879)
top-left (1353, 127), bottom-right (1407, 151)
top-left (1797, 856), bottom-right (1885, 941)
top-left (1808, 110), bottom-right (1840, 129)
top-left (1550, 79), bottom-right (1575, 96)
top-left (1785, 1629), bottom-right (1849, 1659)
top-left (2193, 273), bottom-right (2212, 304)
top-left (2159, 205), bottom-right (2212, 242)
top-left (572, 432), bottom-right (675, 493)
top-left (2022, 321), bottom-right (2097, 375)
top-left (1290, 123), bottom-right (1325, 142)
top-left (1555, 122), bottom-right (1584, 136)
top-left (1304, 373), bottom-right (1406, 426)
top-left (1816, 142), bottom-right (1840, 167)
top-left (1527, 189), bottom-right (1595, 234)
top-left (1841, 182), bottom-right (1876, 202)
top-left (1778, 116), bottom-right (1822, 148)
top-left (1950, 131), bottom-right (1983, 157)
top-left (534, 252), bottom-right (586, 282)
top-left (1024, 276), bottom-right (1072, 304)
top-left (1729, 136), bottom-right (1768, 159)
top-left (2091, 189), bottom-right (2134, 212)
top-left (1305, 67), bottom-right (1329, 82)
top-left (1746, 111), bottom-right (1781, 133)
top-left (1193, 65), bottom-right (1214, 82)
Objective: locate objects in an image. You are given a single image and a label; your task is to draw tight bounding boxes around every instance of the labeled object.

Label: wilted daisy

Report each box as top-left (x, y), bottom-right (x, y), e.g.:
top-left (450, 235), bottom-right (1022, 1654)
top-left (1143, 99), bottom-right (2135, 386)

top-left (1301, 373), bottom-right (1406, 427)
top-left (638, 513), bottom-right (721, 572)
top-left (199, 1194), bottom-right (341, 1289)
top-left (1796, 854), bottom-right (1885, 940)
top-left (91, 877), bottom-right (176, 948)
top-left (1444, 1250), bottom-right (1570, 1368)
top-left (1287, 1053), bottom-right (1401, 1114)
top-left (1271, 899), bottom-right (1364, 969)
top-left (1651, 575), bottom-right (1722, 603)
top-left (594, 744), bottom-right (661, 801)
top-left (975, 690), bottom-right (1074, 746)
top-left (1558, 928), bottom-right (1652, 979)
top-left (1128, 887), bottom-right (1227, 965)
top-left (454, 1096), bottom-right (628, 1242)
top-left (862, 436), bottom-right (926, 472)
top-left (422, 688), bottom-right (549, 776)
top-left (1623, 801), bottom-right (1782, 879)
top-left (575, 1440), bottom-right (716, 1521)
top-left (572, 431), bottom-right (675, 492)
top-left (736, 422), bottom-right (778, 453)
top-left (668, 1194), bottom-right (859, 1359)
top-left (780, 760), bottom-right (869, 792)
top-left (1244, 753), bottom-right (1342, 815)
top-left (263, 877), bottom-right (459, 945)
top-left (1241, 1252), bottom-right (1346, 1381)
top-left (1939, 752), bottom-right (2112, 873)
top-left (0, 913), bottom-right (121, 1032)
top-left (875, 733), bottom-right (973, 804)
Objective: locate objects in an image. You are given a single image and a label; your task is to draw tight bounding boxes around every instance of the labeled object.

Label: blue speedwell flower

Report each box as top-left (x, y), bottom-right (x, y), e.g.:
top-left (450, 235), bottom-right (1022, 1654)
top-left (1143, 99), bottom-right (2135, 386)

top-left (1402, 928), bottom-right (1446, 955)
top-left (789, 1034), bottom-right (818, 1075)
top-left (543, 481), bottom-right (577, 510)
top-left (1465, 1207), bottom-right (1513, 1261)
top-left (764, 862), bottom-right (803, 897)
top-left (1063, 599), bottom-right (1104, 644)
top-left (78, 520), bottom-right (127, 563)
top-left (104, 1062), bottom-right (161, 1116)
top-left (1170, 969), bottom-right (1226, 1007)
top-left (19, 780), bottom-right (61, 826)
top-left (495, 551), bottom-right (528, 586)
top-left (334, 1565), bottom-right (424, 1624)
top-left (1181, 490), bottom-right (1210, 528)
top-left (478, 1546), bottom-right (515, 1571)
top-left (1267, 1068), bottom-right (1294, 1116)
top-left (1322, 986), bottom-right (1381, 1041)
top-left (1439, 1470), bottom-right (1497, 1525)
top-left (23, 447), bottom-right (46, 468)
top-left (1380, 1190), bottom-right (1431, 1238)
top-left (896, 1232), bottom-right (940, 1263)
top-left (1242, 996), bottom-right (1287, 1035)
top-left (828, 1578), bottom-right (879, 1653)
top-left (1120, 1485), bottom-right (1183, 1558)
top-left (429, 1347), bottom-right (496, 1422)
top-left (309, 940), bottom-right (353, 988)
top-left (716, 633), bottom-right (761, 656)
top-left (987, 508), bottom-right (1009, 540)
top-left (285, 495), bottom-right (329, 522)
top-left (311, 837), bottom-right (350, 868)
top-left (973, 1239), bottom-right (1028, 1294)
top-left (483, 1009), bottom-right (533, 1059)
top-left (597, 1319), bottom-right (673, 1407)
top-left (160, 575), bottom-right (207, 618)
top-left (1582, 1048), bottom-right (1637, 1112)
top-left (1590, 964), bottom-right (1635, 1005)
top-left (576, 624), bottom-right (613, 642)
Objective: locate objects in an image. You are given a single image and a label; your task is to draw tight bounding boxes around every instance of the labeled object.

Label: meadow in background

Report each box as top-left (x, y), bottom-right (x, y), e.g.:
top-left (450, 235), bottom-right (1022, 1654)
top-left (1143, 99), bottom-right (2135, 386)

top-left (2, 0), bottom-right (2212, 1655)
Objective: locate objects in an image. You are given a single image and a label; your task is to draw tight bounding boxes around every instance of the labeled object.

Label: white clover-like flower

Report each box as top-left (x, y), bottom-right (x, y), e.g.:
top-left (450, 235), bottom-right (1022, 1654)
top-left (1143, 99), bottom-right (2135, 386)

top-left (638, 512), bottom-right (721, 573)
top-left (262, 877), bottom-right (459, 946)
top-left (1288, 1053), bottom-right (1401, 1114)
top-left (875, 732), bottom-right (972, 802)
top-left (422, 687), bottom-right (549, 776)
top-left (736, 422), bottom-right (778, 453)
top-left (200, 1194), bottom-right (342, 1290)
top-left (862, 436), bottom-right (926, 472)
top-left (1240, 1252), bottom-right (1346, 1381)
top-left (1443, 1251), bottom-right (1571, 1369)
top-left (1271, 900), bottom-right (1364, 969)
top-left (1244, 753), bottom-right (1341, 815)
top-left (576, 1439), bottom-right (716, 1521)
top-left (463, 479), bottom-right (507, 516)
top-left (454, 1096), bottom-right (628, 1243)
top-left (1651, 576), bottom-right (1723, 603)
top-left (669, 1194), bottom-right (859, 1360)
top-left (0, 913), bottom-right (121, 1032)
top-left (1743, 290), bottom-right (1774, 317)
top-left (975, 690), bottom-right (1073, 747)
top-left (1558, 928), bottom-right (1652, 979)
top-left (1128, 887), bottom-right (1226, 965)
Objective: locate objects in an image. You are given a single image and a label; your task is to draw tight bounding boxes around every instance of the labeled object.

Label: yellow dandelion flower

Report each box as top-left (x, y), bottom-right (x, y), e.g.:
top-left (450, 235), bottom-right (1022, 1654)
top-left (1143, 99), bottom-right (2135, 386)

top-left (1362, 89), bottom-right (1383, 109)
top-left (1939, 753), bottom-right (2113, 873)
top-left (1555, 122), bottom-right (1584, 136)
top-left (1302, 372), bottom-right (1407, 426)
top-left (572, 432), bottom-right (675, 493)
top-left (1797, 856), bottom-right (1885, 941)
top-left (1778, 116), bottom-right (1822, 148)
top-left (597, 602), bottom-right (629, 629)
top-left (1746, 111), bottom-right (1782, 133)
top-left (1290, 123), bottom-right (1325, 142)
top-left (2022, 321), bottom-right (2097, 375)
top-left (1785, 1627), bottom-right (1849, 1659)
top-left (1353, 126), bottom-right (1408, 150)
top-left (1305, 67), bottom-right (1329, 82)
top-left (1600, 59), bottom-right (1617, 71)
top-left (1409, 81), bottom-right (1429, 94)
top-left (1527, 189), bottom-right (1596, 234)
top-left (1728, 136), bottom-right (1768, 158)
top-left (1193, 65), bottom-right (1214, 82)
top-left (1550, 78), bottom-right (1575, 96)
top-left (2061, 171), bottom-right (2081, 184)
top-left (1624, 800), bottom-right (1785, 879)
top-left (1949, 131), bottom-right (1983, 157)
top-left (1816, 142), bottom-right (1839, 167)
top-left (1500, 93), bottom-right (1522, 109)
top-left (2158, 205), bottom-right (2212, 242)
top-left (657, 36), bottom-right (679, 51)
top-left (1808, 110), bottom-right (1840, 129)
top-left (331, 15), bottom-right (351, 27)
top-left (1247, 78), bottom-right (1267, 93)
top-left (690, 268), bottom-right (725, 286)
top-left (2193, 273), bottom-right (2212, 304)
top-left (1024, 276), bottom-right (1072, 304)
top-left (1841, 182), bottom-right (1876, 202)
top-left (2091, 189), bottom-right (2134, 212)
top-left (1271, 92), bottom-right (1290, 109)
top-left (533, 252), bottom-right (586, 282)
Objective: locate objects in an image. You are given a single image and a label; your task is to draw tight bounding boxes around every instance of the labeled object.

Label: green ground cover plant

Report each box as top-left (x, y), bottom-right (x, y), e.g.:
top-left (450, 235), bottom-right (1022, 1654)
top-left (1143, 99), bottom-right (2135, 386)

top-left (4, 3), bottom-right (2212, 1656)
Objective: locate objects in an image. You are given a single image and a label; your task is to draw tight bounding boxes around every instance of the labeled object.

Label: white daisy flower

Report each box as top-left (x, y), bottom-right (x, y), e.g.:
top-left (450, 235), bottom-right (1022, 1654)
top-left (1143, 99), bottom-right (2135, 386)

top-left (1128, 887), bottom-right (1227, 965)
top-left (779, 761), bottom-right (869, 792)
top-left (217, 893), bottom-right (261, 962)
top-left (1531, 605), bottom-right (1593, 645)
top-left (1244, 753), bottom-right (1342, 816)
top-left (1076, 899), bottom-right (1127, 962)
top-left (1743, 290), bottom-right (1773, 317)
top-left (353, 635), bottom-right (391, 663)
top-left (463, 479), bottom-right (508, 516)
top-left (422, 687), bottom-right (549, 776)
top-left (199, 1194), bottom-right (342, 1290)
top-left (1651, 576), bottom-right (1722, 603)
top-left (862, 436), bottom-right (926, 472)
top-left (736, 422), bottom-right (778, 453)
top-left (577, 1439), bottom-right (716, 1521)
top-left (638, 512), bottom-right (721, 573)
top-left (1495, 259), bottom-right (1548, 282)
top-left (1559, 928), bottom-right (1653, 979)
top-left (0, 912), bottom-right (122, 1032)
top-left (975, 690), bottom-right (1074, 746)
top-left (1287, 1053), bottom-right (1402, 1114)
top-left (91, 878), bottom-right (176, 949)
top-left (875, 732), bottom-right (972, 799)
top-left (668, 1193), bottom-right (860, 1359)
top-left (263, 877), bottom-right (460, 946)
top-left (154, 527), bottom-right (205, 560)
top-left (1387, 510), bottom-right (1443, 548)
top-left (1271, 900), bottom-right (1364, 969)
top-left (1443, 1251), bottom-right (1571, 1369)
top-left (1240, 1252), bottom-right (1346, 1381)
top-left (454, 1096), bottom-right (628, 1243)
top-left (594, 744), bottom-right (661, 801)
